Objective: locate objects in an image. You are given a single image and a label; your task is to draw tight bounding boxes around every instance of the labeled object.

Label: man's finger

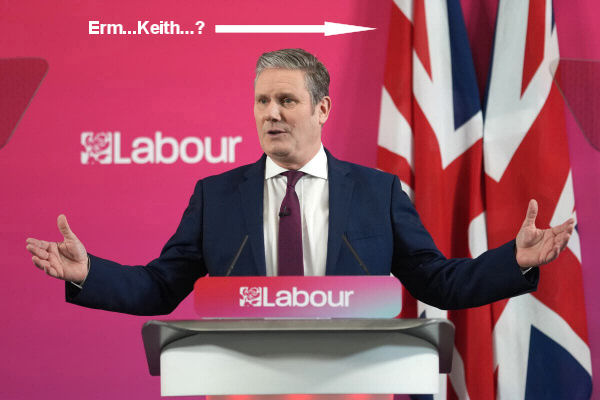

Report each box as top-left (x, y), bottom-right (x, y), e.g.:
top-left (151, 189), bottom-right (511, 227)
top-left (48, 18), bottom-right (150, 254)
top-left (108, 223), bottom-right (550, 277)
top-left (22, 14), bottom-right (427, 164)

top-left (549, 248), bottom-right (559, 263)
top-left (556, 231), bottom-right (571, 250)
top-left (32, 255), bottom-right (50, 271)
top-left (552, 218), bottom-right (575, 235)
top-left (26, 244), bottom-right (49, 260)
top-left (45, 266), bottom-right (59, 278)
top-left (57, 214), bottom-right (76, 240)
top-left (522, 199), bottom-right (538, 228)
top-left (47, 246), bottom-right (62, 267)
top-left (26, 237), bottom-right (50, 250)
top-left (543, 246), bottom-right (560, 264)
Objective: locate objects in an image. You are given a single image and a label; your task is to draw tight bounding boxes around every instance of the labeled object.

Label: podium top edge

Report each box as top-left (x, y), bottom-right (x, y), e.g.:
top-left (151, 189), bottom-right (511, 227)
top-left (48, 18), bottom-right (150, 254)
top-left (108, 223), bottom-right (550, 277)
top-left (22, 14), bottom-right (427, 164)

top-left (142, 317), bottom-right (454, 332)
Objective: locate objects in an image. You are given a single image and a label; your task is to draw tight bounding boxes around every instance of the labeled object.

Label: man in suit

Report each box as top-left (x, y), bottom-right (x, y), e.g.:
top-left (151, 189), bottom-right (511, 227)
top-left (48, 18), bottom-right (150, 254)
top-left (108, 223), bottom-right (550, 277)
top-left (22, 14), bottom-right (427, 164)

top-left (25, 49), bottom-right (574, 315)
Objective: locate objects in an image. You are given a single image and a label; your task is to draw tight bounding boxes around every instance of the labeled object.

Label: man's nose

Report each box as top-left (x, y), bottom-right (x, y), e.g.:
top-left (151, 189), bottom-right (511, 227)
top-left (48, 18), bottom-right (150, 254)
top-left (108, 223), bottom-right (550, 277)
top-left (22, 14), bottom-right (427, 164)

top-left (265, 102), bottom-right (282, 121)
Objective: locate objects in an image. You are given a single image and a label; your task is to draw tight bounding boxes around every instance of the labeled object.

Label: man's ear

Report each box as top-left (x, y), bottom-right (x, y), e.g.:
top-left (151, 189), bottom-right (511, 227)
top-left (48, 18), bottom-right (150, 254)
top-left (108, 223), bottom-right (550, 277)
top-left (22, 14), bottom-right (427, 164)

top-left (317, 96), bottom-right (332, 125)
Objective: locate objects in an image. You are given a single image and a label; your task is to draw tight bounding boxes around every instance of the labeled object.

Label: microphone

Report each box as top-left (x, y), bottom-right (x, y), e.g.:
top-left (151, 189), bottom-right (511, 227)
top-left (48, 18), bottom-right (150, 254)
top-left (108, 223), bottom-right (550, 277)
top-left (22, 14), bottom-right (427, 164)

top-left (225, 235), bottom-right (249, 276)
top-left (279, 206), bottom-right (291, 217)
top-left (342, 234), bottom-right (371, 275)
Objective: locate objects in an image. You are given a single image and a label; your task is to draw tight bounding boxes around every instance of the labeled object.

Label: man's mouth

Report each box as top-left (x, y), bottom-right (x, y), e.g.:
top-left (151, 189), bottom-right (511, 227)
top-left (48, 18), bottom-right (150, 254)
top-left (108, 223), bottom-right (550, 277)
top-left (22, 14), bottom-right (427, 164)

top-left (267, 129), bottom-right (286, 135)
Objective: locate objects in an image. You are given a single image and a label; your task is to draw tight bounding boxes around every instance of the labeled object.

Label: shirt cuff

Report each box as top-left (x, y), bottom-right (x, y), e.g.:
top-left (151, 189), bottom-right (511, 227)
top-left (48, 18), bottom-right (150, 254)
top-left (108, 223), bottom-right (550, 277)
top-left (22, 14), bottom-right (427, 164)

top-left (69, 255), bottom-right (90, 289)
top-left (521, 267), bottom-right (533, 275)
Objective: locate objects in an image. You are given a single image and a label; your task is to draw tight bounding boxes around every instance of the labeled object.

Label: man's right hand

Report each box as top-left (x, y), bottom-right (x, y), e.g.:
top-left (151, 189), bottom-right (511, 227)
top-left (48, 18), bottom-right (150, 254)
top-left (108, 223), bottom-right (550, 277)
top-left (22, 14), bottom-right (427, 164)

top-left (26, 214), bottom-right (89, 284)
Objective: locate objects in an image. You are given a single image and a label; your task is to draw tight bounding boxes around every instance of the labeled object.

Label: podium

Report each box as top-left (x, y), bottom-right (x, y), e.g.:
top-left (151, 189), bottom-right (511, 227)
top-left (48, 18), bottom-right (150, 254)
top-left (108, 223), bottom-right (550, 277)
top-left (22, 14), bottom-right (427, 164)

top-left (142, 318), bottom-right (454, 396)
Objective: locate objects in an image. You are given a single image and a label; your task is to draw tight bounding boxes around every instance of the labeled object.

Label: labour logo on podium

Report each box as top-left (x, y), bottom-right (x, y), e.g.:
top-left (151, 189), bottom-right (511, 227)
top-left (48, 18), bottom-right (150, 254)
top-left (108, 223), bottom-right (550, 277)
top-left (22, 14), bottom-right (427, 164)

top-left (195, 276), bottom-right (402, 318)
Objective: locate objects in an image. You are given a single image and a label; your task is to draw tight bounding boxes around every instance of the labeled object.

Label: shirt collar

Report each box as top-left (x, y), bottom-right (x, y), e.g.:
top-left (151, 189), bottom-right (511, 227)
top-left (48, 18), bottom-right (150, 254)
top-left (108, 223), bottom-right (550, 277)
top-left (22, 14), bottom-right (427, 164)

top-left (265, 144), bottom-right (328, 180)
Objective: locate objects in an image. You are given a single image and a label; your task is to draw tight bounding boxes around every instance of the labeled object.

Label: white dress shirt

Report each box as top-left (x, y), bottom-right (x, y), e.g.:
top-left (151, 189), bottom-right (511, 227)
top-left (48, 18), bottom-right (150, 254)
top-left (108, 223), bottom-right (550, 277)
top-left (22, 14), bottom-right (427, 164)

top-left (263, 145), bottom-right (329, 276)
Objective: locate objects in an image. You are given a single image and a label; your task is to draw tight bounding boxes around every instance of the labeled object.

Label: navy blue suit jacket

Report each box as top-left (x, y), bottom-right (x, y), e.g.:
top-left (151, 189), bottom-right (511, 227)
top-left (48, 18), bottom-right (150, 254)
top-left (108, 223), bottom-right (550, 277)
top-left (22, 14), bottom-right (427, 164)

top-left (67, 151), bottom-right (538, 315)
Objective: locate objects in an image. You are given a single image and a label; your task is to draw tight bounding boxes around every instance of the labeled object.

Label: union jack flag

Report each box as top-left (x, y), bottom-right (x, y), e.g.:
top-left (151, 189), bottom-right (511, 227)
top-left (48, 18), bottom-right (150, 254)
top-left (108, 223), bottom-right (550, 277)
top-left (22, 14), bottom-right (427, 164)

top-left (378, 0), bottom-right (592, 399)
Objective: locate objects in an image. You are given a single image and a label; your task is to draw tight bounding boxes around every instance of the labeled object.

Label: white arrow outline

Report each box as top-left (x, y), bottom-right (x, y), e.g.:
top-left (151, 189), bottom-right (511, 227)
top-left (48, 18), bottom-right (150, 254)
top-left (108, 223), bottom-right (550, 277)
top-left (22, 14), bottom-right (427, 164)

top-left (215, 21), bottom-right (375, 37)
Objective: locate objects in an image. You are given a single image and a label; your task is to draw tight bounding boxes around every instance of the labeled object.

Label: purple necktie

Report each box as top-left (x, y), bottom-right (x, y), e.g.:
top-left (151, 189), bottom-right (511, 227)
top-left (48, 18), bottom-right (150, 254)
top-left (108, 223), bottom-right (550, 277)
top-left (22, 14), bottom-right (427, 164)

top-left (278, 171), bottom-right (305, 276)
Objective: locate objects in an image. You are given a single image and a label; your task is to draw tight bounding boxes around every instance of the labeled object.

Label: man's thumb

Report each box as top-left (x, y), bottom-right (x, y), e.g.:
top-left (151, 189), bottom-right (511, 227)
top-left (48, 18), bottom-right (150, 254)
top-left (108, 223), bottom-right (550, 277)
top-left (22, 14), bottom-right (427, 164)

top-left (57, 214), bottom-right (76, 239)
top-left (523, 199), bottom-right (538, 228)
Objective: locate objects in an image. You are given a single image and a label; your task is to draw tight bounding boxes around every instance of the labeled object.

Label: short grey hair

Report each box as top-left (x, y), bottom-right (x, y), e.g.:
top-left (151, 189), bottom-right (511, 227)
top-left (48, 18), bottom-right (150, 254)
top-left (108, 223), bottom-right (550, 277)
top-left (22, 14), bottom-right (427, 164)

top-left (255, 48), bottom-right (330, 107)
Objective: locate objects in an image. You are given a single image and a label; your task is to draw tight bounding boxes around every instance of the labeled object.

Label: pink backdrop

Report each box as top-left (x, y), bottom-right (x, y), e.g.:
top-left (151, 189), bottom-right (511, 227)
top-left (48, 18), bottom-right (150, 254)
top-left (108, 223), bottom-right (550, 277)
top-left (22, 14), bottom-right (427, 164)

top-left (1, 0), bottom-right (598, 398)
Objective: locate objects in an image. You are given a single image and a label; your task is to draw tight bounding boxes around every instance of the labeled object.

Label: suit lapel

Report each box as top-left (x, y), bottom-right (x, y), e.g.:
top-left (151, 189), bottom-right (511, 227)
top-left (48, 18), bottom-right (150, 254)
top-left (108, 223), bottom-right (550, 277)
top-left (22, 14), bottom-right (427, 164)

top-left (325, 150), bottom-right (354, 275)
top-left (239, 155), bottom-right (267, 276)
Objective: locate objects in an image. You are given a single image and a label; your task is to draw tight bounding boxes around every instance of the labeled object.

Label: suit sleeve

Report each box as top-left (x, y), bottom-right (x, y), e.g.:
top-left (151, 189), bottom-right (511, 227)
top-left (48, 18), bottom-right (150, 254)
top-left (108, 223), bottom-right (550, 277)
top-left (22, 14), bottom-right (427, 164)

top-left (389, 176), bottom-right (538, 310)
top-left (65, 180), bottom-right (207, 315)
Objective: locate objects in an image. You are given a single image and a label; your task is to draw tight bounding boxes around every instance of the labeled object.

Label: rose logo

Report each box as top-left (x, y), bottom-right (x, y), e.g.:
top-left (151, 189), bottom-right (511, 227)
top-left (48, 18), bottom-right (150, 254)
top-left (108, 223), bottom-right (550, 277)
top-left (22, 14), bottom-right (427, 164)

top-left (81, 132), bottom-right (112, 164)
top-left (240, 287), bottom-right (262, 307)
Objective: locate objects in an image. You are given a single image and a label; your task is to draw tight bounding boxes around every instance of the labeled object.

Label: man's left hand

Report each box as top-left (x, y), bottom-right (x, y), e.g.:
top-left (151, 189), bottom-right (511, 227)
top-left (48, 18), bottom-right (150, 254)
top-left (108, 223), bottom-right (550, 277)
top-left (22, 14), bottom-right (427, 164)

top-left (516, 199), bottom-right (575, 269)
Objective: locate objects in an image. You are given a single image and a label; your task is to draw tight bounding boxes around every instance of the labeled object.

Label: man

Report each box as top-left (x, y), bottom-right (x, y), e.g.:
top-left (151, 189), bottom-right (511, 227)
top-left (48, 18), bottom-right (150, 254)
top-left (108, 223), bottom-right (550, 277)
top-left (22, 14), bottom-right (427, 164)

top-left (25, 49), bottom-right (574, 315)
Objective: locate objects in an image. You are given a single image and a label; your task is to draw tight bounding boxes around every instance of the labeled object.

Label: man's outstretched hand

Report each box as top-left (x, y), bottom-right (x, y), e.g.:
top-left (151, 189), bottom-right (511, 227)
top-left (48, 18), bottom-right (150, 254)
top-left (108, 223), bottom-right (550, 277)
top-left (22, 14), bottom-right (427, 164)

top-left (26, 214), bottom-right (89, 284)
top-left (516, 199), bottom-right (575, 269)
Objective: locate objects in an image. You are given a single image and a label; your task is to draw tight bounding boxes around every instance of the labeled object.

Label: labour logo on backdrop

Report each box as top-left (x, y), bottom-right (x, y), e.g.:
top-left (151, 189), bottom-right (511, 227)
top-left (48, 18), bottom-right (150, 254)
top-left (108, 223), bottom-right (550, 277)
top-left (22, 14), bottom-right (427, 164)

top-left (80, 131), bottom-right (242, 165)
top-left (81, 132), bottom-right (112, 164)
top-left (239, 287), bottom-right (262, 307)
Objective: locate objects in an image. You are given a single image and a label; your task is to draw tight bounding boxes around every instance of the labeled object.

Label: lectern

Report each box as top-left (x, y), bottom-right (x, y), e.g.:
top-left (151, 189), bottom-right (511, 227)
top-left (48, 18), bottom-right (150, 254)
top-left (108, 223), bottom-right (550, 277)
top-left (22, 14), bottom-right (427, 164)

top-left (142, 318), bottom-right (454, 396)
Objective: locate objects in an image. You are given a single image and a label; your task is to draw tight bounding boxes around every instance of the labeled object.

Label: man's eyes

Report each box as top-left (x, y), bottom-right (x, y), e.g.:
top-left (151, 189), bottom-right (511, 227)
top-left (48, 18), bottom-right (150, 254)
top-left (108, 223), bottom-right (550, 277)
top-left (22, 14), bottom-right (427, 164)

top-left (256, 97), bottom-right (297, 106)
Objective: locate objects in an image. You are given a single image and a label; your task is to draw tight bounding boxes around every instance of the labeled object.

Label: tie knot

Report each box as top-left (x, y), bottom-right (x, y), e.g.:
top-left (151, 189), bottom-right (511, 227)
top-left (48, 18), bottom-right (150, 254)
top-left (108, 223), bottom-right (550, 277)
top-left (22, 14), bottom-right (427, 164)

top-left (282, 170), bottom-right (305, 188)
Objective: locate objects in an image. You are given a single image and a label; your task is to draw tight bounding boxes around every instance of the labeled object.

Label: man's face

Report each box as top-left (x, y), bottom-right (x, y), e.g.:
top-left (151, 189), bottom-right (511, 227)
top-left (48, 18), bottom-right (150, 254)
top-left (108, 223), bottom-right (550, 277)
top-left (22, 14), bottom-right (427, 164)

top-left (254, 68), bottom-right (330, 169)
